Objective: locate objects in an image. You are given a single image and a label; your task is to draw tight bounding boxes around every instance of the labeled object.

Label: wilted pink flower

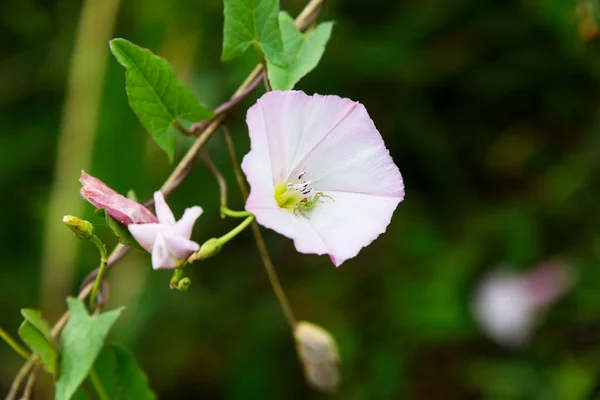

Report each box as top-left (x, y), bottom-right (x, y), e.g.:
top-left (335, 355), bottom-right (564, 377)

top-left (241, 91), bottom-right (404, 266)
top-left (473, 262), bottom-right (571, 347)
top-left (128, 192), bottom-right (202, 270)
top-left (80, 170), bottom-right (157, 225)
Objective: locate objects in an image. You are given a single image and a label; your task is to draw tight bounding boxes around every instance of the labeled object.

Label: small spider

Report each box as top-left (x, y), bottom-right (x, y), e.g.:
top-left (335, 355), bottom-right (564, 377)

top-left (293, 192), bottom-right (334, 219)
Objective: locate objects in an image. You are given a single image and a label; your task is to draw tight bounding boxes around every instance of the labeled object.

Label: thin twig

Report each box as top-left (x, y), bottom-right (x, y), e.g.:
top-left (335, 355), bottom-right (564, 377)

top-left (80, 0), bottom-right (327, 306)
top-left (0, 328), bottom-right (31, 361)
top-left (223, 126), bottom-right (297, 328)
top-left (21, 364), bottom-right (40, 400)
top-left (223, 126), bottom-right (249, 199)
top-left (201, 149), bottom-right (228, 217)
top-left (9, 0), bottom-right (327, 395)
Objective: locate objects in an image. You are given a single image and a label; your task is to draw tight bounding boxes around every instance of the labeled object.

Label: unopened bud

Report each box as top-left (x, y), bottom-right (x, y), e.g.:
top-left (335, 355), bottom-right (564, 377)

top-left (62, 215), bottom-right (94, 240)
top-left (177, 278), bottom-right (191, 291)
top-left (193, 238), bottom-right (222, 261)
top-left (294, 321), bottom-right (340, 393)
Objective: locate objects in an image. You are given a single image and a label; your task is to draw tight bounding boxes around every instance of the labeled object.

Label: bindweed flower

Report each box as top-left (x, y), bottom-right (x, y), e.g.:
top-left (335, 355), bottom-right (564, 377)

top-left (80, 170), bottom-right (157, 225)
top-left (242, 91), bottom-right (404, 266)
top-left (128, 192), bottom-right (202, 270)
top-left (473, 262), bottom-right (571, 347)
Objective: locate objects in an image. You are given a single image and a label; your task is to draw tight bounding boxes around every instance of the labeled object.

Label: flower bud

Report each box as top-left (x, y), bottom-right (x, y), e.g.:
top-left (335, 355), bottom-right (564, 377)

top-left (80, 170), bottom-right (158, 226)
top-left (177, 278), bottom-right (191, 291)
top-left (294, 321), bottom-right (340, 393)
top-left (193, 238), bottom-right (222, 261)
top-left (62, 215), bottom-right (94, 240)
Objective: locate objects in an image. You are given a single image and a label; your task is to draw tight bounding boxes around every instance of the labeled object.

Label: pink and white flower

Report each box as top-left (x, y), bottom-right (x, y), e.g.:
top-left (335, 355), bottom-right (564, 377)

top-left (241, 91), bottom-right (404, 266)
top-left (473, 262), bottom-right (571, 347)
top-left (128, 192), bottom-right (203, 270)
top-left (80, 170), bottom-right (157, 225)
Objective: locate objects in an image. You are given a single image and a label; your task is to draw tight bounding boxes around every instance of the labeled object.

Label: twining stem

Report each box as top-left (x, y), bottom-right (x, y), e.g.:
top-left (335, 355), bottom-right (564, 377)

top-left (22, 364), bottom-right (40, 400)
top-left (0, 328), bottom-right (31, 361)
top-left (80, 0), bottom-right (326, 303)
top-left (221, 207), bottom-right (253, 218)
top-left (89, 367), bottom-right (109, 400)
top-left (9, 0), bottom-right (326, 396)
top-left (223, 127), bottom-right (297, 328)
top-left (218, 215), bottom-right (255, 245)
top-left (223, 127), bottom-right (249, 199)
top-left (82, 381), bottom-right (100, 400)
top-left (202, 150), bottom-right (228, 218)
top-left (89, 235), bottom-right (108, 310)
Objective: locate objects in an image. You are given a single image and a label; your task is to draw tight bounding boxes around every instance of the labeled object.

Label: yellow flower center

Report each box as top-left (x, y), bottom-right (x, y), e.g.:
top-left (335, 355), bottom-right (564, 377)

top-left (274, 182), bottom-right (303, 210)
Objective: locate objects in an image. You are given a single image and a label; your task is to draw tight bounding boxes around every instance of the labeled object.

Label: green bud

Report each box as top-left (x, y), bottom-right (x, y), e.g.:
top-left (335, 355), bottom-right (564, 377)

top-left (177, 278), bottom-right (191, 291)
top-left (194, 238), bottom-right (222, 261)
top-left (62, 215), bottom-right (94, 240)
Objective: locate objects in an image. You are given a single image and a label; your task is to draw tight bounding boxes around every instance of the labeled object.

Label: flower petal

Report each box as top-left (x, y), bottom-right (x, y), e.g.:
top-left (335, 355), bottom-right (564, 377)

top-left (308, 191), bottom-right (401, 266)
top-left (246, 90), bottom-right (363, 184)
top-left (128, 223), bottom-right (163, 253)
top-left (163, 234), bottom-right (199, 260)
top-left (243, 91), bottom-right (404, 265)
top-left (80, 171), bottom-right (158, 225)
top-left (249, 206), bottom-right (329, 256)
top-left (153, 191), bottom-right (176, 225)
top-left (172, 206), bottom-right (203, 239)
top-left (151, 233), bottom-right (175, 269)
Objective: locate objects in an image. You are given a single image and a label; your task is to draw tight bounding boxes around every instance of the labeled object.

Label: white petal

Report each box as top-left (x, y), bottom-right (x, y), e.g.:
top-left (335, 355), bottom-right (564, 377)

top-left (307, 191), bottom-right (401, 266)
top-left (163, 233), bottom-right (199, 261)
top-left (151, 233), bottom-right (175, 269)
top-left (128, 223), bottom-right (163, 253)
top-left (153, 191), bottom-right (176, 225)
top-left (172, 206), bottom-right (203, 239)
top-left (247, 91), bottom-right (363, 184)
top-left (299, 103), bottom-right (403, 199)
top-left (249, 205), bottom-right (329, 256)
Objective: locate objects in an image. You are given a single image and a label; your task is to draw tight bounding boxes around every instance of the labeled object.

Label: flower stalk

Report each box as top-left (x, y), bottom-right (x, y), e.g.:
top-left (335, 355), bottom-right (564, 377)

top-left (224, 126), bottom-right (297, 328)
top-left (89, 234), bottom-right (108, 310)
top-left (0, 328), bottom-right (32, 361)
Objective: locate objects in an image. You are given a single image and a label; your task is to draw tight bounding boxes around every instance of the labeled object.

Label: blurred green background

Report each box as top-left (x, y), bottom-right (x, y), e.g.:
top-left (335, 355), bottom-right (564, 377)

top-left (2, 0), bottom-right (600, 398)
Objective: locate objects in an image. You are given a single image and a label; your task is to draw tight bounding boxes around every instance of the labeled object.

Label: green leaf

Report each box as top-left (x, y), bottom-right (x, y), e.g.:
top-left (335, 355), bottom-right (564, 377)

top-left (17, 309), bottom-right (58, 374)
top-left (55, 298), bottom-right (124, 400)
top-left (72, 345), bottom-right (156, 400)
top-left (221, 0), bottom-right (286, 66)
top-left (112, 346), bottom-right (156, 399)
top-left (268, 12), bottom-right (333, 90)
top-left (109, 38), bottom-right (214, 162)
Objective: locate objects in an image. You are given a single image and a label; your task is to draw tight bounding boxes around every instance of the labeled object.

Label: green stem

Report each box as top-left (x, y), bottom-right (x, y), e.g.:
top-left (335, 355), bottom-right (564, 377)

top-left (89, 235), bottom-right (108, 309)
top-left (170, 268), bottom-right (183, 289)
top-left (202, 150), bottom-right (228, 218)
top-left (89, 367), bottom-right (109, 400)
top-left (174, 121), bottom-right (192, 136)
top-left (224, 126), bottom-right (297, 328)
top-left (0, 328), bottom-right (31, 361)
top-left (221, 207), bottom-right (253, 218)
top-left (218, 215), bottom-right (255, 245)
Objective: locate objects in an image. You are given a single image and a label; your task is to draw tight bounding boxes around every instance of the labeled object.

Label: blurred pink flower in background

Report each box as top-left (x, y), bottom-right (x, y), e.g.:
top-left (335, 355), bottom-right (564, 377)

top-left (242, 90), bottom-right (404, 266)
top-left (473, 261), bottom-right (572, 347)
top-left (128, 192), bottom-right (202, 270)
top-left (80, 170), bottom-right (157, 225)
